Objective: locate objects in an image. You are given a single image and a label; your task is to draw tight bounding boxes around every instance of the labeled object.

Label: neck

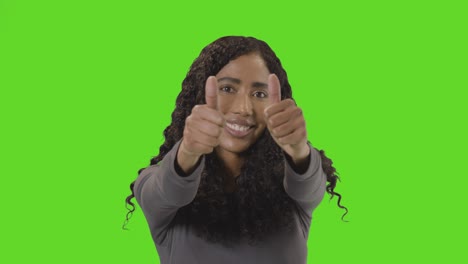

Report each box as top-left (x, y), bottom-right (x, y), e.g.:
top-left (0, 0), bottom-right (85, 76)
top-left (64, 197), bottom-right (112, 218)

top-left (215, 148), bottom-right (245, 177)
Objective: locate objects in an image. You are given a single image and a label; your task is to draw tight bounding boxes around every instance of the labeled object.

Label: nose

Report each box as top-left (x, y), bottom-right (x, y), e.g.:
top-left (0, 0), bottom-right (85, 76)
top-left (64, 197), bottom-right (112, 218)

top-left (232, 92), bottom-right (253, 116)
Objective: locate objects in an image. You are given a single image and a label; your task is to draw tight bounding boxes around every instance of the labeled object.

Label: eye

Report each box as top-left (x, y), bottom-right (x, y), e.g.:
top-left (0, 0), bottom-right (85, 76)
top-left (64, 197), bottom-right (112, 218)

top-left (253, 91), bottom-right (267, 98)
top-left (219, 86), bottom-right (235, 93)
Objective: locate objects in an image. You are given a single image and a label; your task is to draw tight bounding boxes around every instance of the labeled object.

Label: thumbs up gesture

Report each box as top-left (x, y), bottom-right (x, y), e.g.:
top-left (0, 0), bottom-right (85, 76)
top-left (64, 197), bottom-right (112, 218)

top-left (264, 74), bottom-right (310, 164)
top-left (177, 76), bottom-right (225, 173)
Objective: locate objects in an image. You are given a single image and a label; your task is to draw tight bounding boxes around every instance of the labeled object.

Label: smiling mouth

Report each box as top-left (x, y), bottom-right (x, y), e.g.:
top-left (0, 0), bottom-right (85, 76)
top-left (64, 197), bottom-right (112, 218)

top-left (225, 122), bottom-right (254, 137)
top-left (226, 123), bottom-right (251, 132)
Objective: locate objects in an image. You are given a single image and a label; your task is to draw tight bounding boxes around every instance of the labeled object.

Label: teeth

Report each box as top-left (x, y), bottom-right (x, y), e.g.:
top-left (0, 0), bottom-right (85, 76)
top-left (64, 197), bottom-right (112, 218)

top-left (226, 123), bottom-right (250, 132)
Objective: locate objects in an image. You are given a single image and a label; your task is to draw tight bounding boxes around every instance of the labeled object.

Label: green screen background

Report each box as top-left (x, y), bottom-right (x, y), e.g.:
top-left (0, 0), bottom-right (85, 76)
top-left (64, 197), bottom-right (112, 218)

top-left (1, 0), bottom-right (466, 263)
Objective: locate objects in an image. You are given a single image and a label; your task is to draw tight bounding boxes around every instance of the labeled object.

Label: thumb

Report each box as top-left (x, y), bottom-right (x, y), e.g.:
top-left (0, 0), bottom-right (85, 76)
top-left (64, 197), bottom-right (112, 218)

top-left (205, 76), bottom-right (218, 109)
top-left (268, 74), bottom-right (281, 104)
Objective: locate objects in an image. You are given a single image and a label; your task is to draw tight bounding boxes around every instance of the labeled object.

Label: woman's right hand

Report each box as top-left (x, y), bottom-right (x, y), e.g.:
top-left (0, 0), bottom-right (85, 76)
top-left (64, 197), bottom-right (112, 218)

top-left (176, 76), bottom-right (224, 174)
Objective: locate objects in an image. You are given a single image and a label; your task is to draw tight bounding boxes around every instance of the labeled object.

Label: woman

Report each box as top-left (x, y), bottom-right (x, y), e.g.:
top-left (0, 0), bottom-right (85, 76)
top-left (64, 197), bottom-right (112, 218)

top-left (124, 36), bottom-right (347, 263)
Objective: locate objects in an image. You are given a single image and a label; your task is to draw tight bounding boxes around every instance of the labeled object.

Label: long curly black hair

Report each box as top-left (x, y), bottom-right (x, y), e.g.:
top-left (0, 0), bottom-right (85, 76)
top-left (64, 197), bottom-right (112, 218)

top-left (123, 36), bottom-right (348, 245)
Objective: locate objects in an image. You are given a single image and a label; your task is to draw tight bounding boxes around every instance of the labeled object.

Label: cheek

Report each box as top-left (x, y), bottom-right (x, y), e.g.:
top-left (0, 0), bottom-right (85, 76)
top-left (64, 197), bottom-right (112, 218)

top-left (254, 104), bottom-right (267, 123)
top-left (217, 98), bottom-right (231, 114)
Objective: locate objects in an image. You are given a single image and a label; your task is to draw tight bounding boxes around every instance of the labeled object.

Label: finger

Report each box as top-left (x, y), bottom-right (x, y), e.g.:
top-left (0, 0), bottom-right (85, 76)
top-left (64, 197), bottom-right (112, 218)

top-left (271, 122), bottom-right (297, 139)
top-left (270, 115), bottom-right (305, 138)
top-left (186, 128), bottom-right (220, 148)
top-left (264, 99), bottom-right (295, 119)
top-left (183, 140), bottom-right (215, 155)
top-left (277, 127), bottom-right (307, 145)
top-left (191, 105), bottom-right (224, 127)
top-left (268, 73), bottom-right (281, 105)
top-left (187, 115), bottom-right (223, 137)
top-left (205, 76), bottom-right (218, 109)
top-left (201, 110), bottom-right (225, 127)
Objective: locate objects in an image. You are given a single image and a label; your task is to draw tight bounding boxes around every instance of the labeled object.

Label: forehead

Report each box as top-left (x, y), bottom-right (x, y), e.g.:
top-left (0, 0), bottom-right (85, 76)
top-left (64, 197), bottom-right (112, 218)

top-left (215, 53), bottom-right (270, 81)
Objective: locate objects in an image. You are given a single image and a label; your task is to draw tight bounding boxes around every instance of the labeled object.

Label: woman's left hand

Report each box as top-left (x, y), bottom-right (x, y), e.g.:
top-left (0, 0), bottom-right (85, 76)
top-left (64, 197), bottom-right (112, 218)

top-left (264, 74), bottom-right (310, 165)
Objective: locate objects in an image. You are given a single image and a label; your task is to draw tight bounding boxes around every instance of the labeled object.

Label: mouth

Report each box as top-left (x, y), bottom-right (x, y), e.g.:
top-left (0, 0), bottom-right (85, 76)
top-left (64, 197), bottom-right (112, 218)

top-left (225, 122), bottom-right (254, 138)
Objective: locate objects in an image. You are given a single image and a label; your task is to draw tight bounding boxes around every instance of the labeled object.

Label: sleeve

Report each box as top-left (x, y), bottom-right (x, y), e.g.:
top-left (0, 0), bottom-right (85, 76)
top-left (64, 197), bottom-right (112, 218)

top-left (134, 140), bottom-right (205, 246)
top-left (283, 144), bottom-right (327, 236)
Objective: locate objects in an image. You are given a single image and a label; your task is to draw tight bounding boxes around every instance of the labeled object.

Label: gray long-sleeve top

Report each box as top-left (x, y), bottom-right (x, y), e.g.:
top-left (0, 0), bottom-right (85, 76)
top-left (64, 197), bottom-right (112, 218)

top-left (134, 140), bottom-right (326, 264)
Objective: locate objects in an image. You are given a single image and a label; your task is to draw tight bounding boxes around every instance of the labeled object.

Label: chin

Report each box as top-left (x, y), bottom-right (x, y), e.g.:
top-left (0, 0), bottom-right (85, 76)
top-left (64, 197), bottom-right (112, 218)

top-left (219, 141), bottom-right (252, 155)
top-left (216, 128), bottom-right (265, 155)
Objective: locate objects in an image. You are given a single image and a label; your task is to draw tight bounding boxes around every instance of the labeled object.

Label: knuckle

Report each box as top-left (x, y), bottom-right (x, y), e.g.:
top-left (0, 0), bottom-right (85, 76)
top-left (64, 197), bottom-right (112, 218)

top-left (204, 146), bottom-right (214, 154)
top-left (216, 127), bottom-right (223, 137)
top-left (184, 136), bottom-right (193, 145)
top-left (285, 99), bottom-right (295, 106)
top-left (272, 128), bottom-right (278, 136)
top-left (295, 118), bottom-right (303, 126)
top-left (206, 135), bottom-right (215, 145)
top-left (183, 127), bottom-right (190, 136)
top-left (269, 116), bottom-right (278, 126)
top-left (296, 128), bottom-right (306, 137)
top-left (186, 115), bottom-right (195, 126)
top-left (192, 105), bottom-right (202, 113)
top-left (294, 107), bottom-right (302, 116)
top-left (215, 116), bottom-right (223, 125)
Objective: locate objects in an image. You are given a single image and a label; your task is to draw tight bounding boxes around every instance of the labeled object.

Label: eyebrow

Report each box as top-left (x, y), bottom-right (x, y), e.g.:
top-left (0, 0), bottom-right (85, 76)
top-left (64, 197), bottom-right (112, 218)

top-left (218, 77), bottom-right (268, 89)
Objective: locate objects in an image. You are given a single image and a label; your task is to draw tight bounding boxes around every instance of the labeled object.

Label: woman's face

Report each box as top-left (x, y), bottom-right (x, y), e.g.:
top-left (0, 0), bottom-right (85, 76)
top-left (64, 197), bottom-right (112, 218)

top-left (214, 53), bottom-right (271, 156)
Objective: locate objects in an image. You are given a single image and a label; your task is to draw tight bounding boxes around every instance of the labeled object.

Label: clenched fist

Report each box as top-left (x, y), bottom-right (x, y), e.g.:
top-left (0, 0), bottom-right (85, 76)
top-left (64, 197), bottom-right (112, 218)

top-left (177, 76), bottom-right (224, 174)
top-left (264, 74), bottom-right (310, 166)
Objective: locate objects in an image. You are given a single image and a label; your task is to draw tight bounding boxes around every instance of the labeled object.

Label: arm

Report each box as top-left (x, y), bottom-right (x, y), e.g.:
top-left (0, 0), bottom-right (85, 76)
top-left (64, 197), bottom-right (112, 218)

top-left (134, 77), bottom-right (222, 246)
top-left (264, 74), bottom-right (326, 209)
top-left (134, 140), bottom-right (205, 246)
top-left (283, 143), bottom-right (327, 218)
